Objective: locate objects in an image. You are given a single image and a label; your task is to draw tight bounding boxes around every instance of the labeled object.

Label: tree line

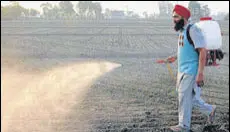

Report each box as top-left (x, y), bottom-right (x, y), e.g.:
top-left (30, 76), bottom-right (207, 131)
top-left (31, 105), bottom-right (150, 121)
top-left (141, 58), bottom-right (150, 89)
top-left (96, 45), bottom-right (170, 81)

top-left (1, 1), bottom-right (104, 20)
top-left (1, 2), bottom-right (40, 20)
top-left (1, 1), bottom-right (229, 20)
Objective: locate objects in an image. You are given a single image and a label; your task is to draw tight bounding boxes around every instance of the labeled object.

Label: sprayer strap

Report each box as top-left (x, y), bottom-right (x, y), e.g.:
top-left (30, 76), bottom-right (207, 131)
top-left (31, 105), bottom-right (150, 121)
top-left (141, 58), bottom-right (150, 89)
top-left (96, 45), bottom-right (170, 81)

top-left (186, 24), bottom-right (200, 56)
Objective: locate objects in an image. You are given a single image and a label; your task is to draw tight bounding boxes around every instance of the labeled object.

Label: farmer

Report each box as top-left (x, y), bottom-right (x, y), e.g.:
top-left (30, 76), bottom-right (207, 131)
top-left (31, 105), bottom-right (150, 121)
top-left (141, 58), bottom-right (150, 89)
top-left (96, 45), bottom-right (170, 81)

top-left (167, 5), bottom-right (217, 131)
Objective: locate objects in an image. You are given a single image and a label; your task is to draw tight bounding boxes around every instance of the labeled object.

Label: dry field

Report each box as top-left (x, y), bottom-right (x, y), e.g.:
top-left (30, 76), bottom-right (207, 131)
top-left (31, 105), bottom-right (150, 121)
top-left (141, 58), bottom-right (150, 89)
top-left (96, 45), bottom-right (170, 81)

top-left (1, 19), bottom-right (229, 132)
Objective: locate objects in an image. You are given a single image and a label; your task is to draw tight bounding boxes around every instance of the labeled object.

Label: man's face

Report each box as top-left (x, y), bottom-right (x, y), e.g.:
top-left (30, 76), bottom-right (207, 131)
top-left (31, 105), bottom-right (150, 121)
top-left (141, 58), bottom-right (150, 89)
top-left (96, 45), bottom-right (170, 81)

top-left (172, 12), bottom-right (182, 23)
top-left (172, 12), bottom-right (185, 32)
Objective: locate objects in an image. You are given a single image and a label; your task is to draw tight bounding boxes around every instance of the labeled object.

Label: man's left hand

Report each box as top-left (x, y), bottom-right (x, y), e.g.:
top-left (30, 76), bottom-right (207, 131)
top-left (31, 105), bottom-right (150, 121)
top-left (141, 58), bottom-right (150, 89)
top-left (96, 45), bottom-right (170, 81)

top-left (196, 72), bottom-right (204, 87)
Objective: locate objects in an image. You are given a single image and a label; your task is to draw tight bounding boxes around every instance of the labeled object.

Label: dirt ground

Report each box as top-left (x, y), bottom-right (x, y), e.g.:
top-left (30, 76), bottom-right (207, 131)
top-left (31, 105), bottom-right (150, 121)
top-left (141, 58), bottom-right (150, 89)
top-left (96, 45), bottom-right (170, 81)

top-left (1, 20), bottom-right (229, 132)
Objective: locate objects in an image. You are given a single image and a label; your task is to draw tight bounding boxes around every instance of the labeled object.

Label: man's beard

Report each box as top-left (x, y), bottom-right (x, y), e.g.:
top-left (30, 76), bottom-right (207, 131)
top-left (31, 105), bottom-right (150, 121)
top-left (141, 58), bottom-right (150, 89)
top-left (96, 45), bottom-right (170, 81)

top-left (174, 19), bottom-right (185, 31)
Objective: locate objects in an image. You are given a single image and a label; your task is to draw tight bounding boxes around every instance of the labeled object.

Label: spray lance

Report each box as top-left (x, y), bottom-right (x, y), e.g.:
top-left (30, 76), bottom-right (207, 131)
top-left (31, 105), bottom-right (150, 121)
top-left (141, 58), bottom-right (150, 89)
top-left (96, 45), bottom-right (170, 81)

top-left (156, 57), bottom-right (177, 82)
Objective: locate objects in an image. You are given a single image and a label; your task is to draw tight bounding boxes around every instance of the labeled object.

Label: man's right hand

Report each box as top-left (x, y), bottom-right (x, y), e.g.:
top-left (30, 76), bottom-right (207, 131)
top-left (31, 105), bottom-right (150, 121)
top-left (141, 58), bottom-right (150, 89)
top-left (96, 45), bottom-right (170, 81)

top-left (166, 56), bottom-right (177, 63)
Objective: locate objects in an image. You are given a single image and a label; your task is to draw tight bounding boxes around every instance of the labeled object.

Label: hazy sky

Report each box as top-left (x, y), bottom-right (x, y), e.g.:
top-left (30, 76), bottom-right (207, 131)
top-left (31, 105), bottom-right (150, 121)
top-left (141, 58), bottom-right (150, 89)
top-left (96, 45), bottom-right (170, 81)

top-left (1, 1), bottom-right (229, 16)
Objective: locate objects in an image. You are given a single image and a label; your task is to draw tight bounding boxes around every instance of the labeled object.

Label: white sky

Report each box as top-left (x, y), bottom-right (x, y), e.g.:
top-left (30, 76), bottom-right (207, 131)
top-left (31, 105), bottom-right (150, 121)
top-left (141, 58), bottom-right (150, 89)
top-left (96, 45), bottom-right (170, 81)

top-left (1, 1), bottom-right (229, 16)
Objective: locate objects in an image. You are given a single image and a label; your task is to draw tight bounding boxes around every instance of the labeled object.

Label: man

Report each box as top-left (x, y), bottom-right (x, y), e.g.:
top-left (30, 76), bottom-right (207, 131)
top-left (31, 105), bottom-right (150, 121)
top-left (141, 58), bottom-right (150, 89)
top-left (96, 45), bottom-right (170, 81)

top-left (167, 5), bottom-right (217, 132)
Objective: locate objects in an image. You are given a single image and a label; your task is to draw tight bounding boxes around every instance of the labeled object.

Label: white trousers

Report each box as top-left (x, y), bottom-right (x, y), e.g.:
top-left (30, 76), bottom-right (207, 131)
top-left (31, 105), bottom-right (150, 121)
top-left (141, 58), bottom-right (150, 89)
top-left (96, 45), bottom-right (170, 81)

top-left (176, 72), bottom-right (213, 129)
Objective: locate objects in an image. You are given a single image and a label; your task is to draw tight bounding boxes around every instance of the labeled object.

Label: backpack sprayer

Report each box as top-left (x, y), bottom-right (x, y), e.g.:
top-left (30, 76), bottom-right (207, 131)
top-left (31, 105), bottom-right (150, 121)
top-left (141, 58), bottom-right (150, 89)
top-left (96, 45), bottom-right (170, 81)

top-left (196, 17), bottom-right (225, 66)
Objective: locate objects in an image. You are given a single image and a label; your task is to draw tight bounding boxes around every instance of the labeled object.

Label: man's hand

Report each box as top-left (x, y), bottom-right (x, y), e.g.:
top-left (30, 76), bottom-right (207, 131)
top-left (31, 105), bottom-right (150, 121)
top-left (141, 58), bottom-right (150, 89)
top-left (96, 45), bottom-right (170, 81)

top-left (196, 72), bottom-right (204, 87)
top-left (166, 56), bottom-right (177, 63)
top-left (156, 55), bottom-right (177, 64)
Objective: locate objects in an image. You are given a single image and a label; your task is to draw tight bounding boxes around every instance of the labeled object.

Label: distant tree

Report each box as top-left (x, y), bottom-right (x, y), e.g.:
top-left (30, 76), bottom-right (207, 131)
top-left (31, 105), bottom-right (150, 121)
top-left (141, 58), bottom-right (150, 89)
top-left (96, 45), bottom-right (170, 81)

top-left (167, 2), bottom-right (173, 16)
top-left (104, 8), bottom-right (111, 19)
top-left (76, 1), bottom-right (86, 18)
top-left (59, 1), bottom-right (76, 19)
top-left (76, 1), bottom-right (102, 19)
top-left (87, 1), bottom-right (94, 19)
top-left (1, 6), bottom-right (8, 17)
top-left (29, 8), bottom-right (40, 16)
top-left (40, 2), bottom-right (53, 18)
top-left (158, 1), bottom-right (174, 18)
top-left (59, 1), bottom-right (75, 16)
top-left (188, 1), bottom-right (201, 21)
top-left (93, 2), bottom-right (102, 19)
top-left (127, 11), bottom-right (134, 17)
top-left (158, 1), bottom-right (167, 16)
top-left (1, 2), bottom-right (27, 20)
top-left (201, 4), bottom-right (210, 17)
top-left (148, 14), bottom-right (156, 20)
top-left (215, 12), bottom-right (228, 20)
top-left (22, 8), bottom-right (29, 16)
top-left (76, 1), bottom-right (90, 19)
top-left (52, 5), bottom-right (61, 19)
top-left (131, 13), bottom-right (140, 19)
top-left (143, 11), bottom-right (148, 19)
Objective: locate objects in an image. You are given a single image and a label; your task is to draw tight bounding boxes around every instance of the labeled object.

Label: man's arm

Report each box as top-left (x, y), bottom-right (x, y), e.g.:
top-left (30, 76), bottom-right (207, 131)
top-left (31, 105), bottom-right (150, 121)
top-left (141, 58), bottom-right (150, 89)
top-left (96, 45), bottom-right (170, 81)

top-left (189, 24), bottom-right (206, 49)
top-left (190, 24), bottom-right (207, 85)
top-left (197, 48), bottom-right (206, 74)
top-left (190, 24), bottom-right (207, 73)
top-left (196, 47), bottom-right (206, 86)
